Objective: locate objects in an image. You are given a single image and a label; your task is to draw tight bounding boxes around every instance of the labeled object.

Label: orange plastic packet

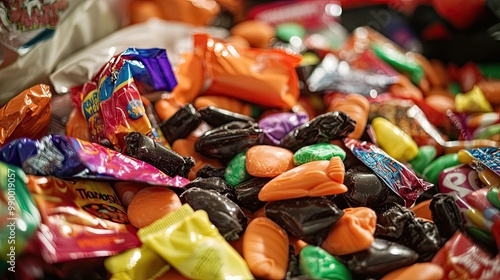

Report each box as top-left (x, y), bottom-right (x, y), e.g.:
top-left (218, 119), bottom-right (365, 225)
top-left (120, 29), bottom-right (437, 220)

top-left (0, 84), bottom-right (52, 146)
top-left (66, 108), bottom-right (90, 141)
top-left (172, 33), bottom-right (302, 109)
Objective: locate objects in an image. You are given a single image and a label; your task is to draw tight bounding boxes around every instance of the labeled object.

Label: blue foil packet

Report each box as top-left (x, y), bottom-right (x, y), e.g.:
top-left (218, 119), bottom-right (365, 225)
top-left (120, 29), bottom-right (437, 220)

top-left (0, 135), bottom-right (189, 187)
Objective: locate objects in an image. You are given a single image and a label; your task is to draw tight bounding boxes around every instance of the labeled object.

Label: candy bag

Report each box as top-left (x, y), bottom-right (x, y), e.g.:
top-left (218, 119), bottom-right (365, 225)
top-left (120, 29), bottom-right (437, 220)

top-left (0, 162), bottom-right (40, 273)
top-left (368, 95), bottom-right (449, 153)
top-left (0, 0), bottom-right (77, 55)
top-left (344, 138), bottom-right (434, 208)
top-left (75, 47), bottom-right (177, 151)
top-left (27, 176), bottom-right (141, 263)
top-left (307, 53), bottom-right (398, 96)
top-left (0, 84), bottom-right (52, 147)
top-left (171, 33), bottom-right (302, 109)
top-left (432, 232), bottom-right (500, 280)
top-left (0, 135), bottom-right (189, 188)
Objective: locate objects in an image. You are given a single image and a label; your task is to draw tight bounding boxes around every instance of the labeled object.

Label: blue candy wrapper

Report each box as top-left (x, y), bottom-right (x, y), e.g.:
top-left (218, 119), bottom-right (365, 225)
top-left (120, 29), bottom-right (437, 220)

top-left (0, 135), bottom-right (189, 188)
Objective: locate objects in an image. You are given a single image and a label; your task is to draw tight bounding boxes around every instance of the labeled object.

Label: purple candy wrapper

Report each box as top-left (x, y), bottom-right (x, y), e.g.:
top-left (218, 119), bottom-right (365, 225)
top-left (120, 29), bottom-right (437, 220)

top-left (344, 138), bottom-right (434, 208)
top-left (258, 112), bottom-right (309, 145)
top-left (121, 47), bottom-right (178, 92)
top-left (0, 135), bottom-right (189, 188)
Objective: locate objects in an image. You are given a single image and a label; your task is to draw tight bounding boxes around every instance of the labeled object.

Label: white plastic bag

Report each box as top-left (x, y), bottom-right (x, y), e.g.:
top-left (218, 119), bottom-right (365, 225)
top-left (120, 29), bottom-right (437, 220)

top-left (49, 18), bottom-right (228, 94)
top-left (0, 0), bottom-right (128, 106)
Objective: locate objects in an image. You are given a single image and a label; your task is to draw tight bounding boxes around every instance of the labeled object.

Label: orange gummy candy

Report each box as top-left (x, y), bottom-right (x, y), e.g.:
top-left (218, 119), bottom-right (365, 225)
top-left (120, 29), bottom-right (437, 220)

top-left (321, 207), bottom-right (377, 256)
top-left (328, 93), bottom-right (370, 140)
top-left (242, 217), bottom-right (289, 280)
top-left (171, 138), bottom-right (223, 180)
top-left (127, 187), bottom-right (182, 229)
top-left (193, 95), bottom-right (252, 116)
top-left (410, 199), bottom-right (433, 221)
top-left (258, 156), bottom-right (347, 201)
top-left (246, 145), bottom-right (295, 178)
top-left (380, 262), bottom-right (444, 280)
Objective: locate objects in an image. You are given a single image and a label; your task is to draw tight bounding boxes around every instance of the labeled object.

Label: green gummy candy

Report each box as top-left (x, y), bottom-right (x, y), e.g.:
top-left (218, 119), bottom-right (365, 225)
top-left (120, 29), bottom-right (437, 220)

top-left (487, 187), bottom-right (500, 209)
top-left (224, 150), bottom-right (251, 187)
top-left (299, 245), bottom-right (352, 280)
top-left (465, 226), bottom-right (496, 249)
top-left (422, 153), bottom-right (460, 185)
top-left (372, 43), bottom-right (424, 85)
top-left (293, 143), bottom-right (346, 166)
top-left (276, 22), bottom-right (306, 43)
top-left (409, 145), bottom-right (437, 174)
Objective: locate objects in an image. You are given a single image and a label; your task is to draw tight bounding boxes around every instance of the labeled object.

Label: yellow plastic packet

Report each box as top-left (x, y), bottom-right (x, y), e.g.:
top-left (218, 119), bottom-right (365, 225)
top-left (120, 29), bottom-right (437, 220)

top-left (138, 204), bottom-right (253, 280)
top-left (104, 246), bottom-right (170, 280)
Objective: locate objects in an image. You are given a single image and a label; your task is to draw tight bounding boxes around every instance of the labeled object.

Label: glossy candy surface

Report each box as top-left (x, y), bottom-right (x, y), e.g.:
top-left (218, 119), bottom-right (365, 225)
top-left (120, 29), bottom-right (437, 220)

top-left (195, 121), bottom-right (263, 159)
top-left (375, 203), bottom-right (442, 261)
top-left (299, 245), bottom-right (352, 280)
top-left (183, 176), bottom-right (236, 202)
top-left (429, 193), bottom-right (464, 242)
top-left (159, 103), bottom-right (202, 145)
top-left (280, 111), bottom-right (355, 152)
top-left (265, 196), bottom-right (344, 246)
top-left (179, 187), bottom-right (247, 241)
top-left (124, 132), bottom-right (195, 178)
top-left (342, 165), bottom-right (391, 209)
top-left (224, 150), bottom-right (251, 187)
top-left (258, 112), bottom-right (309, 145)
top-left (339, 238), bottom-right (418, 278)
top-left (198, 105), bottom-right (256, 128)
top-left (234, 177), bottom-right (271, 212)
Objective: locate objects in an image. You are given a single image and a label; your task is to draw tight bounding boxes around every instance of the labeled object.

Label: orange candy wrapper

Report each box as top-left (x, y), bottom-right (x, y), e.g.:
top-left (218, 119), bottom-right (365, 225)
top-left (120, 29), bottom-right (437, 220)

top-left (171, 33), bottom-right (302, 109)
top-left (0, 84), bottom-right (52, 146)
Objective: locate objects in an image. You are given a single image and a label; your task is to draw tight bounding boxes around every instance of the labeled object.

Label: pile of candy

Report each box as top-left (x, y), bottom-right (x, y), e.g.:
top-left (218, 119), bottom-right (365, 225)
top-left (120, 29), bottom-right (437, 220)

top-left (1, 0), bottom-right (500, 279)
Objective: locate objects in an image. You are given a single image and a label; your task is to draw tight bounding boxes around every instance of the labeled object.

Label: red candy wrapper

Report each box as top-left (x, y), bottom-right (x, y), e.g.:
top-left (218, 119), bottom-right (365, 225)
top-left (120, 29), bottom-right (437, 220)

top-left (432, 232), bottom-right (500, 280)
top-left (74, 47), bottom-right (177, 152)
top-left (247, 0), bottom-right (340, 31)
top-left (27, 176), bottom-right (141, 264)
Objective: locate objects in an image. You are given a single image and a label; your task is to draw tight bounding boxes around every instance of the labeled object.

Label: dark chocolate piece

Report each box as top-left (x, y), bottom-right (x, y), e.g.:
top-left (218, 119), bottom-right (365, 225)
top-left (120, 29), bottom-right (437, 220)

top-left (265, 197), bottom-right (344, 246)
top-left (342, 165), bottom-right (390, 209)
top-left (280, 111), bottom-right (355, 152)
top-left (183, 176), bottom-right (236, 202)
top-left (180, 187), bottom-right (247, 241)
top-left (159, 103), bottom-right (202, 145)
top-left (234, 177), bottom-right (271, 212)
top-left (429, 193), bottom-right (464, 242)
top-left (198, 105), bottom-right (255, 128)
top-left (124, 132), bottom-right (194, 178)
top-left (196, 164), bottom-right (226, 178)
top-left (339, 238), bottom-right (418, 278)
top-left (374, 203), bottom-right (442, 261)
top-left (195, 121), bottom-right (262, 159)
